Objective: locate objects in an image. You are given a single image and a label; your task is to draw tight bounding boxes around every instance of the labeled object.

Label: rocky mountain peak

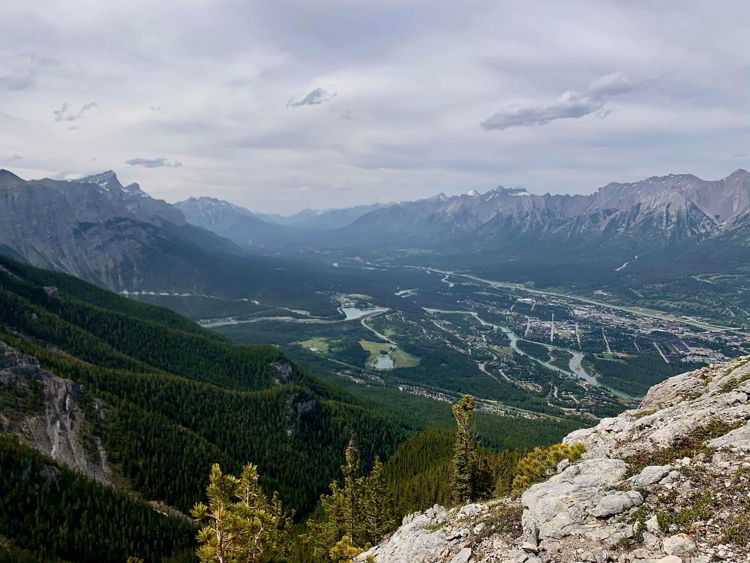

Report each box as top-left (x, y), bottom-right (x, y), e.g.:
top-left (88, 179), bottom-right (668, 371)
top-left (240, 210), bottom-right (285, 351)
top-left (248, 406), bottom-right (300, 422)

top-left (123, 182), bottom-right (147, 197)
top-left (0, 168), bottom-right (27, 187)
top-left (360, 356), bottom-right (750, 562)
top-left (485, 186), bottom-right (530, 199)
top-left (726, 168), bottom-right (750, 182)
top-left (78, 170), bottom-right (124, 192)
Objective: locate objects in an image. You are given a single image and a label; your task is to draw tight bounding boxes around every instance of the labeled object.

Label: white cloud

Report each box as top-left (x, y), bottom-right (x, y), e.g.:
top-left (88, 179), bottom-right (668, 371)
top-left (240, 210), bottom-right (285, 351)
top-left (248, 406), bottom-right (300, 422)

top-left (481, 72), bottom-right (636, 131)
top-left (287, 88), bottom-right (337, 107)
top-left (126, 157), bottom-right (182, 168)
top-left (0, 0), bottom-right (748, 212)
top-left (53, 102), bottom-right (99, 122)
top-left (481, 90), bottom-right (605, 131)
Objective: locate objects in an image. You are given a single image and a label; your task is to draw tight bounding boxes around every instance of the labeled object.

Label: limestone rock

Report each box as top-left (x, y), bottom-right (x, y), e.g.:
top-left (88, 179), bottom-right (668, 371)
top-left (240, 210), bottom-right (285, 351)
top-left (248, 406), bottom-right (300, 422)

top-left (361, 357), bottom-right (750, 563)
top-left (592, 490), bottom-right (643, 517)
top-left (629, 465), bottom-right (672, 488)
top-left (707, 421), bottom-right (750, 451)
top-left (662, 533), bottom-right (696, 555)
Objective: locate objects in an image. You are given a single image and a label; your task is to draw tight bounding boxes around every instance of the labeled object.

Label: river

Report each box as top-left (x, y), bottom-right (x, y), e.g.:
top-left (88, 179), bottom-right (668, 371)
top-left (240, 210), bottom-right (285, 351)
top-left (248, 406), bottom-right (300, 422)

top-left (423, 308), bottom-right (638, 400)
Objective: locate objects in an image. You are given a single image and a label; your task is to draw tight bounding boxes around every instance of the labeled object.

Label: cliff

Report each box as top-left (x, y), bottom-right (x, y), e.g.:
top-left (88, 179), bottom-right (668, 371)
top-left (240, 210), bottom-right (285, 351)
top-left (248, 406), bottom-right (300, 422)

top-left (0, 341), bottom-right (113, 484)
top-left (359, 356), bottom-right (750, 562)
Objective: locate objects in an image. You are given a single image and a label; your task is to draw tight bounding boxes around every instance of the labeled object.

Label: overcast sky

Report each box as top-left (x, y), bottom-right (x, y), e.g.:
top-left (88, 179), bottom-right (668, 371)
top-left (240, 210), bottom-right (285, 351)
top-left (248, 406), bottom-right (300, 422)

top-left (1, 1), bottom-right (749, 213)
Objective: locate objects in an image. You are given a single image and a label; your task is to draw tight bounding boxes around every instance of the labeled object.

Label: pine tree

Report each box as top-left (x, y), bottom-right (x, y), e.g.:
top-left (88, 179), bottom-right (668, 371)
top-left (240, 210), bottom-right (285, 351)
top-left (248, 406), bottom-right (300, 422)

top-left (342, 442), bottom-right (360, 542)
top-left (303, 443), bottom-right (397, 562)
top-left (451, 395), bottom-right (478, 504)
top-left (361, 457), bottom-right (397, 544)
top-left (192, 463), bottom-right (291, 563)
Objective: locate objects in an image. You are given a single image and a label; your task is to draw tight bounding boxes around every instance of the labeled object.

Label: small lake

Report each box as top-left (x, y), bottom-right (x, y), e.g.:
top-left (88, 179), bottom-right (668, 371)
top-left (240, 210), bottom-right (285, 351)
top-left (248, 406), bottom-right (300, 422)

top-left (375, 355), bottom-right (394, 370)
top-left (339, 306), bottom-right (388, 320)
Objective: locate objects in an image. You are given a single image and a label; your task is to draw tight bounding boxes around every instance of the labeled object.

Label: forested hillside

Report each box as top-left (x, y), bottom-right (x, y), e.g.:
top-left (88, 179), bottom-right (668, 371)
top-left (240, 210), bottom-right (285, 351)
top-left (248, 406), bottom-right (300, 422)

top-left (0, 255), bottom-right (586, 562)
top-left (0, 256), bottom-right (407, 561)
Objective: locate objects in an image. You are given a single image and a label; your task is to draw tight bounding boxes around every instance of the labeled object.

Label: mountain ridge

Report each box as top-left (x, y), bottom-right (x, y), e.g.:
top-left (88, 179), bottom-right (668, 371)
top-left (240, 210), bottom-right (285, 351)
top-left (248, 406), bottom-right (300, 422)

top-left (328, 169), bottom-right (750, 249)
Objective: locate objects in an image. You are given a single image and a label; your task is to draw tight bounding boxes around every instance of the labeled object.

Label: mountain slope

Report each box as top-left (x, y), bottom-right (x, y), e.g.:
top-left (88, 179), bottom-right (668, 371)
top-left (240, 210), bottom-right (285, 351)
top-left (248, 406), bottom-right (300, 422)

top-left (0, 170), bottom-right (343, 314)
top-left (175, 196), bottom-right (290, 247)
top-left (258, 202), bottom-right (392, 230)
top-left (0, 256), bottom-right (408, 561)
top-left (0, 169), bottom-right (238, 286)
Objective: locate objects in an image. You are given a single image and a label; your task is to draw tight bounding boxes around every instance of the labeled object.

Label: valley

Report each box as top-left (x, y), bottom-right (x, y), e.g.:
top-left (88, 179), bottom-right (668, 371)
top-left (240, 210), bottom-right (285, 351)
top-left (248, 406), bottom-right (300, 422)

top-left (1, 164), bottom-right (749, 563)
top-left (198, 261), bottom-right (747, 426)
top-left (4, 3), bottom-right (750, 560)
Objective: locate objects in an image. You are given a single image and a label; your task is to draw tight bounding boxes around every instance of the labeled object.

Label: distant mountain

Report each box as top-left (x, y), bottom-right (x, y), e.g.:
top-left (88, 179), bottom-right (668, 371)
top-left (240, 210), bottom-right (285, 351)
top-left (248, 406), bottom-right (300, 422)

top-left (0, 169), bottom-right (246, 290)
top-left (0, 170), bottom-right (338, 313)
top-left (259, 202), bottom-right (393, 231)
top-left (175, 196), bottom-right (288, 247)
top-left (176, 196), bottom-right (394, 247)
top-left (331, 170), bottom-right (750, 250)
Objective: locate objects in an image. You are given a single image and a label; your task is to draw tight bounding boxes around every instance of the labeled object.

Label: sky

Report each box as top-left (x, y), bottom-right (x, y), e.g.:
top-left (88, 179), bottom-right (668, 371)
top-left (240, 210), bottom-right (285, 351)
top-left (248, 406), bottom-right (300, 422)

top-left (1, 1), bottom-right (749, 213)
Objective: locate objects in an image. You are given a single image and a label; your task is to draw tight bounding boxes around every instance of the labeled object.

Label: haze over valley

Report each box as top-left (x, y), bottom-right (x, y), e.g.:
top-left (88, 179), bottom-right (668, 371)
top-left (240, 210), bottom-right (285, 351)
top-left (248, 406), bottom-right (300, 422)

top-left (2, 2), bottom-right (750, 562)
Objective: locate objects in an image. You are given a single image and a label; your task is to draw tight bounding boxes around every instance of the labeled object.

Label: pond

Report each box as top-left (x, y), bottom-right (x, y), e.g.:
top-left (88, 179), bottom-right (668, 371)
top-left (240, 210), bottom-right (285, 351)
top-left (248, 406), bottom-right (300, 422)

top-left (339, 306), bottom-right (388, 320)
top-left (374, 354), bottom-right (394, 370)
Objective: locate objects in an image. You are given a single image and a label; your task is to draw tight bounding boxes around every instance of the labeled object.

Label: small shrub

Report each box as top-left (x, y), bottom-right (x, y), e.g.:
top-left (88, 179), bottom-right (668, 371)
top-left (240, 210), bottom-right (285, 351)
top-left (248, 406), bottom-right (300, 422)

top-left (511, 443), bottom-right (586, 495)
top-left (631, 408), bottom-right (658, 419)
top-left (721, 372), bottom-right (750, 393)
top-left (477, 505), bottom-right (523, 539)
top-left (723, 516), bottom-right (750, 546)
top-left (624, 419), bottom-right (742, 476)
top-left (631, 506), bottom-right (649, 544)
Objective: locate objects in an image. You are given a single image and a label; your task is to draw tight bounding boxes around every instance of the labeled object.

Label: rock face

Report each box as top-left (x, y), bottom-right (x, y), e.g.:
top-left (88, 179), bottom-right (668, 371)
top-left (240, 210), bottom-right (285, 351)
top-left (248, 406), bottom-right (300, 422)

top-left (175, 196), bottom-right (288, 248)
top-left (0, 169), bottom-right (236, 291)
top-left (358, 356), bottom-right (750, 562)
top-left (0, 341), bottom-right (112, 483)
top-left (334, 170), bottom-right (750, 248)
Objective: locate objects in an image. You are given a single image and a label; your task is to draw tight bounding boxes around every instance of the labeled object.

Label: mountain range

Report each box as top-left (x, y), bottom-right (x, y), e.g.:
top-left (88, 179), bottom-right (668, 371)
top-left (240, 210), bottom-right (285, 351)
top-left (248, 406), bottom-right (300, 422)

top-left (1, 167), bottom-right (749, 324)
top-left (171, 170), bottom-right (750, 257)
top-left (322, 170), bottom-right (750, 249)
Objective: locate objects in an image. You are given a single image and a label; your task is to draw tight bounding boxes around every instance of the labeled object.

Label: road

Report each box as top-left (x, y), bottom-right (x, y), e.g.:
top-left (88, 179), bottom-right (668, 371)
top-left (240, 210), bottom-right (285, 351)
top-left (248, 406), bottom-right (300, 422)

top-left (413, 266), bottom-right (744, 333)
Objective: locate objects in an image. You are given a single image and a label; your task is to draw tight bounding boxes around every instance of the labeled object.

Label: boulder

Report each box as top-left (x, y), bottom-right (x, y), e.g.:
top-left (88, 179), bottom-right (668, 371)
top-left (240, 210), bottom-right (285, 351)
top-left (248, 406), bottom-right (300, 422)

top-left (662, 534), bottom-right (696, 555)
top-left (592, 491), bottom-right (643, 518)
top-left (629, 465), bottom-right (672, 488)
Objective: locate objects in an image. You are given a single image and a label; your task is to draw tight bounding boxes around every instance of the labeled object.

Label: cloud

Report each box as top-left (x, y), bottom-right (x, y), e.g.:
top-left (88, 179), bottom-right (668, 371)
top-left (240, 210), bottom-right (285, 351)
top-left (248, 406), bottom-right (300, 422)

top-left (126, 157), bottom-right (183, 168)
top-left (481, 72), bottom-right (635, 131)
top-left (481, 91), bottom-right (605, 131)
top-left (587, 72), bottom-right (634, 97)
top-left (1, 1), bottom-right (748, 212)
top-left (287, 88), bottom-right (336, 108)
top-left (0, 72), bottom-right (34, 91)
top-left (0, 52), bottom-right (57, 91)
top-left (53, 102), bottom-right (99, 122)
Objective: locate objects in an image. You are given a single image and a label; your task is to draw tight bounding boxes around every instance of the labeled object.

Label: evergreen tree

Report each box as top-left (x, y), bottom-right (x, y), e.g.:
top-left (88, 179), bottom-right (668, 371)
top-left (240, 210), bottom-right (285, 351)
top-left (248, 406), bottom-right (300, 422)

top-left (192, 463), bottom-right (291, 563)
top-left (361, 457), bottom-right (397, 544)
top-left (451, 395), bottom-right (479, 504)
top-left (303, 443), bottom-right (397, 562)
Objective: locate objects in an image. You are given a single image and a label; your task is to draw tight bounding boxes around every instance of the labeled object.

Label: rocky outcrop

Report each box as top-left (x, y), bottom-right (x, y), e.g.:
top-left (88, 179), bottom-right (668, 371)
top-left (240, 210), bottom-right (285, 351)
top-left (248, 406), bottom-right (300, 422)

top-left (0, 341), bottom-right (112, 484)
top-left (359, 356), bottom-right (750, 562)
top-left (0, 169), bottom-right (237, 292)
